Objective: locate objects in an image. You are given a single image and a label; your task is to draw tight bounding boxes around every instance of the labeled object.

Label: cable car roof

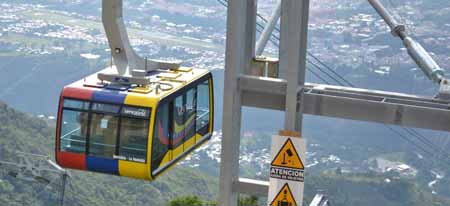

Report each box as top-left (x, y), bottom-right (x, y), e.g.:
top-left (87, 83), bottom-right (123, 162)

top-left (62, 66), bottom-right (210, 104)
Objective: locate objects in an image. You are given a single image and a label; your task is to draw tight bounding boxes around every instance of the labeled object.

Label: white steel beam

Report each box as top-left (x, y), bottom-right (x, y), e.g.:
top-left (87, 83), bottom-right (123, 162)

top-left (240, 76), bottom-right (450, 132)
top-left (219, 0), bottom-right (257, 205)
top-left (233, 178), bottom-right (270, 197)
top-left (279, 0), bottom-right (310, 132)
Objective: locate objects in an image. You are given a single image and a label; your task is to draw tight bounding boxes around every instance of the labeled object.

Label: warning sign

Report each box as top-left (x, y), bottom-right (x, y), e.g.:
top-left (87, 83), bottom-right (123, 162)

top-left (270, 167), bottom-right (304, 182)
top-left (270, 183), bottom-right (297, 206)
top-left (271, 139), bottom-right (304, 169)
top-left (270, 138), bottom-right (304, 182)
top-left (268, 133), bottom-right (306, 206)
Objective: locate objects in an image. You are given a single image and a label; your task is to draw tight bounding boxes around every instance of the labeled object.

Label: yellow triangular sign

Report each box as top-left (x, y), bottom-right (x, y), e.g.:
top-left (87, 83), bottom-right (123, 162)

top-left (270, 183), bottom-right (297, 206)
top-left (271, 138), bottom-right (304, 169)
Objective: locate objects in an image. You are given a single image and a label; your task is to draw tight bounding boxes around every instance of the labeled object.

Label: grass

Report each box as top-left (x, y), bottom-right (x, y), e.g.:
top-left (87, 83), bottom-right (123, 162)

top-left (0, 33), bottom-right (52, 47)
top-left (0, 32), bottom-right (102, 56)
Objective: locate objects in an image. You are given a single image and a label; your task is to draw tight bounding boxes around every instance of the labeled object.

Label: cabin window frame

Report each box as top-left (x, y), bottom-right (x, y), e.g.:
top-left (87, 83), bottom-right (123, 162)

top-left (196, 79), bottom-right (211, 136)
top-left (151, 101), bottom-right (170, 172)
top-left (151, 73), bottom-right (213, 176)
top-left (59, 98), bottom-right (151, 163)
top-left (59, 99), bottom-right (91, 154)
top-left (117, 105), bottom-right (151, 163)
top-left (87, 102), bottom-right (121, 159)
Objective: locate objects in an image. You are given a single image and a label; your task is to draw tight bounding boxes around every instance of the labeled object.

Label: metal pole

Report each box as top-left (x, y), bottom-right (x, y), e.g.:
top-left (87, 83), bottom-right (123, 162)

top-left (367, 0), bottom-right (447, 85)
top-left (255, 0), bottom-right (282, 56)
top-left (367, 0), bottom-right (401, 33)
top-left (279, 0), bottom-right (310, 133)
top-left (58, 172), bottom-right (68, 206)
top-left (218, 0), bottom-right (256, 205)
top-left (277, 0), bottom-right (310, 205)
top-left (46, 159), bottom-right (69, 206)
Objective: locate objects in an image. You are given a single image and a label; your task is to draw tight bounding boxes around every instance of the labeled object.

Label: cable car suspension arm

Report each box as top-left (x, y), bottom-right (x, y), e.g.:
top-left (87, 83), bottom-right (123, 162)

top-left (100, 0), bottom-right (181, 83)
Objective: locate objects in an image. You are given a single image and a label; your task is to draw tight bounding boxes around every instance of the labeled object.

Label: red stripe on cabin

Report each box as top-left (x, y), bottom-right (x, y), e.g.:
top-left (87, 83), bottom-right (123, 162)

top-left (55, 94), bottom-right (63, 163)
top-left (62, 86), bottom-right (94, 100)
top-left (55, 87), bottom-right (92, 167)
top-left (57, 152), bottom-right (87, 170)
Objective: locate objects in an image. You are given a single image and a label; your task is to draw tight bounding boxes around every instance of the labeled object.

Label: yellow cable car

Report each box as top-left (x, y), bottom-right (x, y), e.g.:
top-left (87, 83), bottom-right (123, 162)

top-left (55, 67), bottom-right (213, 180)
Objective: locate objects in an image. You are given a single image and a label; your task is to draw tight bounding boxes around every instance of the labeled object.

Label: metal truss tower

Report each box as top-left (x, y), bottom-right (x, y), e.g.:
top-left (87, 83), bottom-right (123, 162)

top-left (218, 0), bottom-right (450, 205)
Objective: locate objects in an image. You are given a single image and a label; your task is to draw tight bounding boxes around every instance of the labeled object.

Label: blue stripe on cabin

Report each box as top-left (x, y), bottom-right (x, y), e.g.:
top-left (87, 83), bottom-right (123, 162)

top-left (86, 156), bottom-right (119, 175)
top-left (92, 89), bottom-right (126, 104)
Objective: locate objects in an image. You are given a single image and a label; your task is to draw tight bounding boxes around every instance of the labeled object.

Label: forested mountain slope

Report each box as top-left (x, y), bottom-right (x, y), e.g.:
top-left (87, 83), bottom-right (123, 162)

top-left (0, 101), bottom-right (218, 206)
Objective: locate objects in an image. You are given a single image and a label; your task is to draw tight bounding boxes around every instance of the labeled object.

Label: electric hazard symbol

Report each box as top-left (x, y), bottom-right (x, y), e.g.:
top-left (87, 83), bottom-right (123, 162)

top-left (271, 138), bottom-right (304, 170)
top-left (270, 183), bottom-right (297, 206)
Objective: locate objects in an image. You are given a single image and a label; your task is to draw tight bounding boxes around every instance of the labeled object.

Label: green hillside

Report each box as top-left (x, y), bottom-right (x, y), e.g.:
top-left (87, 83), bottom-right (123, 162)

top-left (305, 172), bottom-right (450, 206)
top-left (1, 101), bottom-right (450, 206)
top-left (0, 101), bottom-right (218, 206)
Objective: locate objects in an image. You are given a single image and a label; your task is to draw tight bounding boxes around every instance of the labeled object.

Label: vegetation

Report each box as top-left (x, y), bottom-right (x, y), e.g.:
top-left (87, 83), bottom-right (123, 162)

top-left (0, 101), bottom-right (218, 206)
top-left (304, 172), bottom-right (450, 206)
top-left (168, 195), bottom-right (258, 206)
top-left (1, 101), bottom-right (450, 206)
top-left (169, 196), bottom-right (205, 206)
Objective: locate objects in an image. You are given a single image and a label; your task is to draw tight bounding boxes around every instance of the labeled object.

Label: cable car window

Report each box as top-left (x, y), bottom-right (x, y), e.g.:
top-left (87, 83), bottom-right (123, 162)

top-left (152, 102), bottom-right (170, 172)
top-left (118, 107), bottom-right (150, 163)
top-left (60, 110), bottom-right (88, 153)
top-left (196, 80), bottom-right (210, 136)
top-left (91, 103), bottom-right (121, 113)
top-left (63, 99), bottom-right (90, 110)
top-left (172, 95), bottom-right (184, 148)
top-left (89, 112), bottom-right (119, 158)
top-left (185, 88), bottom-right (196, 145)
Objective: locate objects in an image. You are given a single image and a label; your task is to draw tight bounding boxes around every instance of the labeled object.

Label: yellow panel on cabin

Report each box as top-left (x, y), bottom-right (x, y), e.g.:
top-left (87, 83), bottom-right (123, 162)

top-left (129, 86), bottom-right (153, 94)
top-left (172, 143), bottom-right (184, 158)
top-left (124, 93), bottom-right (158, 107)
top-left (208, 80), bottom-right (214, 133)
top-left (159, 150), bottom-right (172, 168)
top-left (195, 134), bottom-right (202, 143)
top-left (118, 160), bottom-right (150, 180)
top-left (184, 135), bottom-right (196, 149)
top-left (123, 93), bottom-right (158, 172)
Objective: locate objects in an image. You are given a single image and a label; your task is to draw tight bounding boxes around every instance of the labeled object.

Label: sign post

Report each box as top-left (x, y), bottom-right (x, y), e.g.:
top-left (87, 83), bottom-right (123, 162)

top-left (268, 131), bottom-right (306, 206)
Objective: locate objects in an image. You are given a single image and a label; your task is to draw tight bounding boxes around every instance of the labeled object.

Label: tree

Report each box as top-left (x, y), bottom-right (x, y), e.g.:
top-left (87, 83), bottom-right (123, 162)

top-left (239, 195), bottom-right (258, 206)
top-left (168, 196), bottom-right (204, 206)
top-left (168, 195), bottom-right (258, 206)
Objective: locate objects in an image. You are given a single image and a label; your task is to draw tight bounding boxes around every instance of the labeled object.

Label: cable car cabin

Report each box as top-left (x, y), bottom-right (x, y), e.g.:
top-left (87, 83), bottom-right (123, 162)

top-left (55, 67), bottom-right (213, 180)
